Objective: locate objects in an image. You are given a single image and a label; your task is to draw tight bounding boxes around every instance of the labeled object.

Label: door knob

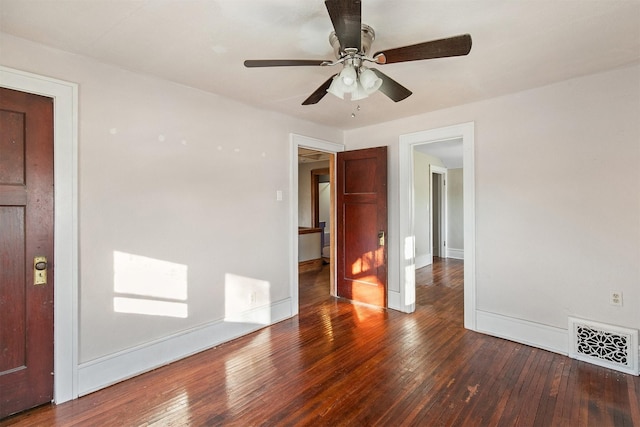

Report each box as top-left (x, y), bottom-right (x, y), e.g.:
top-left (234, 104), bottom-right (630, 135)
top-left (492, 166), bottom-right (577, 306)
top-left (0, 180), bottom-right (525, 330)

top-left (34, 256), bottom-right (47, 285)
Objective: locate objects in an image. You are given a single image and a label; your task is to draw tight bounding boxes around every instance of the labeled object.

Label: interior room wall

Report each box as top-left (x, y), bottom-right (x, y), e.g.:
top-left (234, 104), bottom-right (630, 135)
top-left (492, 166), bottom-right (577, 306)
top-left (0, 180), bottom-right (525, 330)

top-left (447, 168), bottom-right (464, 257)
top-left (318, 181), bottom-right (331, 245)
top-left (2, 30), bottom-right (639, 392)
top-left (345, 64), bottom-right (640, 337)
top-left (298, 160), bottom-right (330, 228)
top-left (413, 151), bottom-right (445, 268)
top-left (0, 34), bottom-right (341, 371)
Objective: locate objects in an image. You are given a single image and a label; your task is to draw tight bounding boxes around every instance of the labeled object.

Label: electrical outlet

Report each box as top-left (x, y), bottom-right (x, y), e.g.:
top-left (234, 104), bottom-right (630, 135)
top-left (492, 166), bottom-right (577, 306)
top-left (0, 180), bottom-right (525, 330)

top-left (610, 291), bottom-right (623, 306)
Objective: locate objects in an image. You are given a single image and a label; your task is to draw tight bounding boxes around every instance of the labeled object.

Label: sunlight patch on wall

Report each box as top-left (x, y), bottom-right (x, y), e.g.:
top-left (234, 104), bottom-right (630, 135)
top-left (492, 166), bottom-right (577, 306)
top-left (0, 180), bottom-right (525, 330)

top-left (224, 273), bottom-right (271, 325)
top-left (404, 235), bottom-right (417, 305)
top-left (113, 251), bottom-right (188, 318)
top-left (405, 235), bottom-right (415, 261)
top-left (113, 297), bottom-right (188, 318)
top-left (404, 265), bottom-right (416, 306)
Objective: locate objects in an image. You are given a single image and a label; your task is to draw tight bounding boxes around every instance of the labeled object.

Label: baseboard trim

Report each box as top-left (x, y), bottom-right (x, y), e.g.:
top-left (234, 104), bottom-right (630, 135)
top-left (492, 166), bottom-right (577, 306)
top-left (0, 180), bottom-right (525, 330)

top-left (415, 253), bottom-right (430, 269)
top-left (447, 248), bottom-right (464, 260)
top-left (388, 290), bottom-right (401, 311)
top-left (78, 298), bottom-right (292, 396)
top-left (388, 290), bottom-right (414, 313)
top-left (476, 310), bottom-right (568, 355)
top-left (299, 258), bottom-right (323, 273)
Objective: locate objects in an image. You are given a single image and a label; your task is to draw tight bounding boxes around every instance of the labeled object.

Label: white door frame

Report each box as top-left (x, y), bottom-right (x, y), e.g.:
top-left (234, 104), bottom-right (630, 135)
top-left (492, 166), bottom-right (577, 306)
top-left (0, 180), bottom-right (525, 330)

top-left (397, 122), bottom-right (476, 330)
top-left (289, 134), bottom-right (344, 316)
top-left (0, 66), bottom-right (79, 403)
top-left (429, 165), bottom-right (447, 264)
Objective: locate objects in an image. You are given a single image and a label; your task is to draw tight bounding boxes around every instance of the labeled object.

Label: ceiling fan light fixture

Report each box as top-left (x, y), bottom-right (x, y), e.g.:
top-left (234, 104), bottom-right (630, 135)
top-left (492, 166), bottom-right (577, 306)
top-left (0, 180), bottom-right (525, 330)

top-left (245, 3), bottom-right (473, 106)
top-left (327, 75), bottom-right (346, 99)
top-left (351, 82), bottom-right (369, 101)
top-left (359, 68), bottom-right (382, 92)
top-left (350, 68), bottom-right (382, 101)
top-left (328, 64), bottom-right (382, 101)
top-left (339, 64), bottom-right (358, 88)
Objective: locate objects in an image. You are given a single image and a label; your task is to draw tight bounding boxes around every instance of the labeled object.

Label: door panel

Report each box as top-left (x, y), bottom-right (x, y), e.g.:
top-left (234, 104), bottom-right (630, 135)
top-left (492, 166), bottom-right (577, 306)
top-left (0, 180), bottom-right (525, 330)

top-left (0, 87), bottom-right (54, 418)
top-left (0, 207), bottom-right (26, 373)
top-left (336, 146), bottom-right (387, 307)
top-left (0, 109), bottom-right (25, 183)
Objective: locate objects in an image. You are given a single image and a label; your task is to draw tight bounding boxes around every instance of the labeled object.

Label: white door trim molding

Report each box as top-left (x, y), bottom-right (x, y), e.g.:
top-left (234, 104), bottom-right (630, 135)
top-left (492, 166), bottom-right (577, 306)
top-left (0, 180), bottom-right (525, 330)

top-left (0, 66), bottom-right (79, 403)
top-left (289, 134), bottom-right (344, 316)
top-left (398, 122), bottom-right (476, 330)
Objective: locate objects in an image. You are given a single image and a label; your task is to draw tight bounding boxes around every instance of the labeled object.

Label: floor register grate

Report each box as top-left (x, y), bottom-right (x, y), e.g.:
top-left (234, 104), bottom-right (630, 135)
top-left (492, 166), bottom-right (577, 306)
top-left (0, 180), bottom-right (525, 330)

top-left (568, 317), bottom-right (639, 375)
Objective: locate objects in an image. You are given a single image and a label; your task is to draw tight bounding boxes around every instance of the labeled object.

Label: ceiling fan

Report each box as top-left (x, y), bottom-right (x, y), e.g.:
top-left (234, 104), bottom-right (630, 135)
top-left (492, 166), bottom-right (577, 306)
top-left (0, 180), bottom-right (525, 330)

top-left (244, 0), bottom-right (472, 105)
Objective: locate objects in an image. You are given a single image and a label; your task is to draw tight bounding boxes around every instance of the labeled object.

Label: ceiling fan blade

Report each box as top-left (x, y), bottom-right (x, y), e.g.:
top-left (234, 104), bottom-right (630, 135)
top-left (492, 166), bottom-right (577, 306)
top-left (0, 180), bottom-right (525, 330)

top-left (370, 69), bottom-right (412, 102)
top-left (302, 75), bottom-right (337, 105)
top-left (325, 0), bottom-right (361, 52)
top-left (374, 34), bottom-right (472, 64)
top-left (244, 59), bottom-right (330, 67)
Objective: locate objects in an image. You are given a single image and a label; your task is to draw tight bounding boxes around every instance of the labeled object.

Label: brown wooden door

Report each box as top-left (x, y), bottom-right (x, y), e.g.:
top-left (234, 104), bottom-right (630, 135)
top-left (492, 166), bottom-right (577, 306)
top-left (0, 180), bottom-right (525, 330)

top-left (0, 87), bottom-right (55, 418)
top-left (336, 146), bottom-right (387, 307)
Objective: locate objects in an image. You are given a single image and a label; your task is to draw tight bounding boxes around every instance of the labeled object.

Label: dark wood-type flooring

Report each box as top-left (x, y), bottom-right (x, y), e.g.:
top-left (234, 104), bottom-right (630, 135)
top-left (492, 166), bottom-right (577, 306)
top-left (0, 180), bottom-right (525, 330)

top-left (3, 258), bottom-right (639, 426)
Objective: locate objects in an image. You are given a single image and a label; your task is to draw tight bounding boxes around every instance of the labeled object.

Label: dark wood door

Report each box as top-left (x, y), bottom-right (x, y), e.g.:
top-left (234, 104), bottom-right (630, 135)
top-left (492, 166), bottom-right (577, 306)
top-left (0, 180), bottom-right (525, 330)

top-left (0, 87), bottom-right (54, 418)
top-left (336, 146), bottom-right (387, 307)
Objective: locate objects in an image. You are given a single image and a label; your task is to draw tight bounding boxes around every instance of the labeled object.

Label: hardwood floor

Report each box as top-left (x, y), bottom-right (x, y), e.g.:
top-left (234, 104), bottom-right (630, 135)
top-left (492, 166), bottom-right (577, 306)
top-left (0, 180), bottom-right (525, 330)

top-left (3, 258), bottom-right (639, 426)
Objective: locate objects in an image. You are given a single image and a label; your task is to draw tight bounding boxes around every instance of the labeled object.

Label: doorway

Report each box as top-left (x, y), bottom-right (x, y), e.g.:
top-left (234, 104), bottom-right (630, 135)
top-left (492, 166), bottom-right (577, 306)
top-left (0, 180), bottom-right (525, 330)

top-left (297, 148), bottom-right (333, 279)
top-left (430, 166), bottom-right (447, 262)
top-left (415, 144), bottom-right (460, 314)
top-left (0, 66), bottom-right (79, 404)
top-left (311, 167), bottom-right (331, 263)
top-left (290, 134), bottom-right (344, 315)
top-left (291, 135), bottom-right (389, 312)
top-left (397, 123), bottom-right (475, 329)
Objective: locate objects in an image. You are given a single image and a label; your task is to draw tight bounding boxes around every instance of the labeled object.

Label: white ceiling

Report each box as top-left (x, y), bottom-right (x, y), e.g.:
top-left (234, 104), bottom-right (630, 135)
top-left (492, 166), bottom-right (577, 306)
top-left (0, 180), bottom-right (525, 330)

top-left (1, 0), bottom-right (638, 130)
top-left (298, 147), bottom-right (331, 163)
top-left (415, 138), bottom-right (463, 169)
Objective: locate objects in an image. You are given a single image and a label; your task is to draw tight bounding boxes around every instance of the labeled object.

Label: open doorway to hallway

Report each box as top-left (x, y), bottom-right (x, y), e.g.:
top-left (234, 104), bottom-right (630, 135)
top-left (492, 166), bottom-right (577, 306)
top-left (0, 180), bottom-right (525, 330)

top-left (413, 138), bottom-right (465, 315)
top-left (297, 147), bottom-right (334, 304)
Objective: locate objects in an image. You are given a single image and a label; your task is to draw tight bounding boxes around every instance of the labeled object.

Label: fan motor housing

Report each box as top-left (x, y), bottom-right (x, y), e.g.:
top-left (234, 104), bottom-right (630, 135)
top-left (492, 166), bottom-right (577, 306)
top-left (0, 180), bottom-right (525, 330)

top-left (330, 24), bottom-right (375, 59)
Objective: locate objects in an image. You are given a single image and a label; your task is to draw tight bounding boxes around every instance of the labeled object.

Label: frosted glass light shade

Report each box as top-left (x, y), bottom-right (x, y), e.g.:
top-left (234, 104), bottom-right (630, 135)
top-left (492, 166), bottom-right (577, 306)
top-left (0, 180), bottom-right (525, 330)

top-left (351, 82), bottom-right (369, 101)
top-left (360, 68), bottom-right (382, 92)
top-left (326, 65), bottom-right (383, 101)
top-left (339, 65), bottom-right (358, 91)
top-left (327, 75), bottom-right (345, 99)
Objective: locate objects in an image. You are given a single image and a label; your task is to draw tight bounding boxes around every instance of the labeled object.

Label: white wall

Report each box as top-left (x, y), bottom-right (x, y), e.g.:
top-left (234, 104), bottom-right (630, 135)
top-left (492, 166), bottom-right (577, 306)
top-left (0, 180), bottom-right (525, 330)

top-left (447, 168), bottom-right (464, 255)
top-left (3, 31), bottom-right (638, 395)
top-left (345, 64), bottom-right (640, 338)
top-left (297, 160), bottom-right (330, 227)
top-left (0, 34), bottom-right (341, 394)
top-left (318, 181), bottom-right (330, 241)
top-left (413, 151), bottom-right (445, 267)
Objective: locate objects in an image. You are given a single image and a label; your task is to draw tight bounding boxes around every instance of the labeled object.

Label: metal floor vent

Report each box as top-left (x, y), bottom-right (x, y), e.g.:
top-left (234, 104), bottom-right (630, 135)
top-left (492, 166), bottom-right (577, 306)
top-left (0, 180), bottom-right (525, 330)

top-left (568, 317), bottom-right (639, 375)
